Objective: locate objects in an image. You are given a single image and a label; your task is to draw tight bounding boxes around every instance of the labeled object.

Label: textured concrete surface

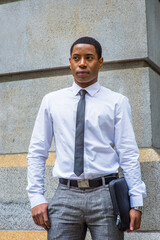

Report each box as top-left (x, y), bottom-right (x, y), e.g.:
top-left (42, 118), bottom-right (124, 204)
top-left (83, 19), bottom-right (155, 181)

top-left (0, 74), bottom-right (72, 154)
top-left (0, 0), bottom-right (147, 74)
top-left (124, 232), bottom-right (160, 240)
top-left (0, 152), bottom-right (55, 167)
top-left (0, 202), bottom-right (39, 230)
top-left (146, 0), bottom-right (160, 68)
top-left (0, 166), bottom-right (58, 230)
top-left (0, 231), bottom-right (47, 240)
top-left (0, 149), bottom-right (159, 231)
top-left (100, 67), bottom-right (152, 148)
top-left (149, 69), bottom-right (160, 148)
top-left (0, 166), bottom-right (58, 205)
top-left (140, 161), bottom-right (160, 231)
top-left (0, 67), bottom-right (152, 154)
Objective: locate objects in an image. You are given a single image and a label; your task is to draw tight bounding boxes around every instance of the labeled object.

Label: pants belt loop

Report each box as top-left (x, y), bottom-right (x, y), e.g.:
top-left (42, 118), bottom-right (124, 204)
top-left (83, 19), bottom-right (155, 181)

top-left (67, 179), bottom-right (70, 188)
top-left (102, 176), bottom-right (105, 186)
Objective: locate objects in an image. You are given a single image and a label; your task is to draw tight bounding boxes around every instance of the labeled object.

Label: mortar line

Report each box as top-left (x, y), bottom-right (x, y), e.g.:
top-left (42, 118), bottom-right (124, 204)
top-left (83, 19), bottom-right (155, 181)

top-left (0, 58), bottom-right (159, 83)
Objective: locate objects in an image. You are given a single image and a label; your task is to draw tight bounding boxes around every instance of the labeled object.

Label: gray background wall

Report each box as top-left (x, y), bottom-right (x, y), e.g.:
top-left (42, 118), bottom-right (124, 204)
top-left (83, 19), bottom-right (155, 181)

top-left (0, 0), bottom-right (160, 239)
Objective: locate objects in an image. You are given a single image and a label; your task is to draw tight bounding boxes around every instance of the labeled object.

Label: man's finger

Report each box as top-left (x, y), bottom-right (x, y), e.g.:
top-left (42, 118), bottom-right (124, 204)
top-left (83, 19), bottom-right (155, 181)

top-left (129, 218), bottom-right (135, 231)
top-left (43, 210), bottom-right (51, 229)
top-left (41, 223), bottom-right (50, 231)
top-left (129, 210), bottom-right (135, 231)
top-left (33, 214), bottom-right (50, 231)
top-left (33, 214), bottom-right (43, 226)
top-left (38, 213), bottom-right (46, 226)
top-left (134, 214), bottom-right (141, 230)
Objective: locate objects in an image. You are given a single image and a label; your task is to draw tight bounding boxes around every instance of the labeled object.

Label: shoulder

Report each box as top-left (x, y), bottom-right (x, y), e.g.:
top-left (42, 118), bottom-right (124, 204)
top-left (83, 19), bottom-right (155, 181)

top-left (44, 87), bottom-right (72, 101)
top-left (39, 87), bottom-right (72, 110)
top-left (100, 86), bottom-right (128, 103)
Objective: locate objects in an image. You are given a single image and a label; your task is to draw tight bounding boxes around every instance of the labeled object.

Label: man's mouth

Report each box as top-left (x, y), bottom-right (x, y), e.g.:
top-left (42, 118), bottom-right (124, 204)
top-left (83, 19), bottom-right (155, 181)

top-left (76, 71), bottom-right (89, 76)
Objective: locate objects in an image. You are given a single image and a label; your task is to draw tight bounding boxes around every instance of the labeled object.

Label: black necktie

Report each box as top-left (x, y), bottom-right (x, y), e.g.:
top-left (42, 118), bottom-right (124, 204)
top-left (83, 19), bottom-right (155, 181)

top-left (74, 89), bottom-right (86, 176)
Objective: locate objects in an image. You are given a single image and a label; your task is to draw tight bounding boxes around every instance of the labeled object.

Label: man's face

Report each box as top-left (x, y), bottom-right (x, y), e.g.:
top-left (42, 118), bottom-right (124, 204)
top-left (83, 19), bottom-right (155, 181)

top-left (69, 44), bottom-right (103, 88)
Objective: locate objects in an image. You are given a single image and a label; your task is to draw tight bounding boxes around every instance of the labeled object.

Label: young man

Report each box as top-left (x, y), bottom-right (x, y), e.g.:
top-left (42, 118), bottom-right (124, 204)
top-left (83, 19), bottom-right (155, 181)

top-left (27, 37), bottom-right (146, 240)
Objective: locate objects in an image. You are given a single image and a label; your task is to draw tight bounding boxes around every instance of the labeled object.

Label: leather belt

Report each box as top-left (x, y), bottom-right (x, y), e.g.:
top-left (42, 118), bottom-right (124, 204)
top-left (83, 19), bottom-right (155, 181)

top-left (59, 173), bottom-right (118, 189)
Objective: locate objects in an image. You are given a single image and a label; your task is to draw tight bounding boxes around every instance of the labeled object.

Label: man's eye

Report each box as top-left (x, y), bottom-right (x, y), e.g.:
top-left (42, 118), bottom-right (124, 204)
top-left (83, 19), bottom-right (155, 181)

top-left (73, 57), bottom-right (79, 61)
top-left (87, 56), bottom-right (93, 60)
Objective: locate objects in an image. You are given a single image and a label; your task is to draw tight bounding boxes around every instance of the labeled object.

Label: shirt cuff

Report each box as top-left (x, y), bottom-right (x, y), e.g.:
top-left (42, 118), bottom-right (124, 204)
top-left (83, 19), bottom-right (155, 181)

top-left (130, 194), bottom-right (144, 208)
top-left (29, 194), bottom-right (48, 209)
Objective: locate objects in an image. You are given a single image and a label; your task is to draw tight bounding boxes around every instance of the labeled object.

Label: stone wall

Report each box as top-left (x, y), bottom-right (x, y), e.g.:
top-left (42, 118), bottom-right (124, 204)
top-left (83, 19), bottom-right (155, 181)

top-left (0, 0), bottom-right (160, 239)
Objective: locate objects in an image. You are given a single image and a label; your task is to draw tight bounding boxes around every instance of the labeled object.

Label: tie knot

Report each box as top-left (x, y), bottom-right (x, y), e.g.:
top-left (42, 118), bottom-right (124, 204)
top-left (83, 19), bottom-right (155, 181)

top-left (79, 89), bottom-right (87, 97)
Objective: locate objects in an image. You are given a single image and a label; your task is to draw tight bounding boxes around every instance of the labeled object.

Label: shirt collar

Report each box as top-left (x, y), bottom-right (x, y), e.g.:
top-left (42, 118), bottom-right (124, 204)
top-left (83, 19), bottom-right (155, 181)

top-left (72, 81), bottom-right (101, 97)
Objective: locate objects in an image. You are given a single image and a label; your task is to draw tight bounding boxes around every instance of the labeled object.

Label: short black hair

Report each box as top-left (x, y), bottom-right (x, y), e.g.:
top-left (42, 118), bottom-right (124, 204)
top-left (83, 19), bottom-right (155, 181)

top-left (70, 36), bottom-right (102, 59)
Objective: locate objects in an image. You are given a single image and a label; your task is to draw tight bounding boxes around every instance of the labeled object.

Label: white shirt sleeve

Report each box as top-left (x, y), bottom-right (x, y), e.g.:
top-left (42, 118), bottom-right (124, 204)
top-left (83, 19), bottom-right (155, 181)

top-left (114, 96), bottom-right (146, 207)
top-left (26, 95), bottom-right (53, 208)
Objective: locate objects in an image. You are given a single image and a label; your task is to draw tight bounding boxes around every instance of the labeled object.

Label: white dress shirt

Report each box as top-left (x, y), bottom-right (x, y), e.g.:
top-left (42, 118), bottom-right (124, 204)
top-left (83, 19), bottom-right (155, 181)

top-left (27, 81), bottom-right (146, 208)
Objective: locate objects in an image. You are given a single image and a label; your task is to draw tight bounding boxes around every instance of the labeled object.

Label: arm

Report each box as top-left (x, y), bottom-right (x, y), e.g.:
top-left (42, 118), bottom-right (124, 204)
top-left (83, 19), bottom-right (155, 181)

top-left (26, 95), bottom-right (53, 230)
top-left (114, 96), bottom-right (146, 231)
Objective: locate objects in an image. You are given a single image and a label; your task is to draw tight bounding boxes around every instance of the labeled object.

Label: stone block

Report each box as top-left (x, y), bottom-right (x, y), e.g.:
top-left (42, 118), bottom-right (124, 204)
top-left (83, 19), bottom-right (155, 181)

top-left (0, 166), bottom-right (58, 230)
top-left (0, 231), bottom-right (47, 240)
top-left (146, 0), bottom-right (160, 68)
top-left (0, 0), bottom-right (147, 74)
top-left (0, 74), bottom-right (72, 154)
top-left (0, 67), bottom-right (152, 154)
top-left (140, 159), bottom-right (160, 231)
top-left (124, 232), bottom-right (160, 240)
top-left (149, 69), bottom-right (160, 148)
top-left (0, 166), bottom-right (58, 204)
top-left (99, 67), bottom-right (152, 148)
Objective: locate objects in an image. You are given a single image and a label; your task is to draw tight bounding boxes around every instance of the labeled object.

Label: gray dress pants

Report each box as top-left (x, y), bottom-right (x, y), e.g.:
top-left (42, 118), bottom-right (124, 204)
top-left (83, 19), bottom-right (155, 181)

top-left (48, 183), bottom-right (124, 240)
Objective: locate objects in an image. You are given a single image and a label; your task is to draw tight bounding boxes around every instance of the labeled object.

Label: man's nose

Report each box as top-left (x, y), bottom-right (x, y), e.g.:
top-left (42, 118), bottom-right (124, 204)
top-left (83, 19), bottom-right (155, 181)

top-left (79, 58), bottom-right (87, 68)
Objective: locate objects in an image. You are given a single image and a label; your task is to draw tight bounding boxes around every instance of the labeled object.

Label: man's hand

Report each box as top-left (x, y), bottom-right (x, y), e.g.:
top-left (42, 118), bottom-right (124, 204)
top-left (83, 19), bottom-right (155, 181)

top-left (32, 203), bottom-right (51, 231)
top-left (127, 209), bottom-right (142, 232)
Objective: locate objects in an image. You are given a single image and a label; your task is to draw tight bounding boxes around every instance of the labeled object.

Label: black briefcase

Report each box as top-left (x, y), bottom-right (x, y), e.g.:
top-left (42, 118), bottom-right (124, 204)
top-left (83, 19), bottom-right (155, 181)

top-left (109, 177), bottom-right (130, 231)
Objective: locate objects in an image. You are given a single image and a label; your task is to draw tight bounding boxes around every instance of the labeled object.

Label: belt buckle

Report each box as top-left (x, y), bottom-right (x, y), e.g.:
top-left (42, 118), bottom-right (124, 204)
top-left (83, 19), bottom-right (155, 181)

top-left (77, 179), bottom-right (90, 188)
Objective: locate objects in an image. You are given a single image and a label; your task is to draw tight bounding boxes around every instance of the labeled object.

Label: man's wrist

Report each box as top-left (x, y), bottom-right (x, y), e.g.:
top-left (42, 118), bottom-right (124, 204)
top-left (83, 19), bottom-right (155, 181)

top-left (131, 206), bottom-right (144, 214)
top-left (28, 193), bottom-right (48, 209)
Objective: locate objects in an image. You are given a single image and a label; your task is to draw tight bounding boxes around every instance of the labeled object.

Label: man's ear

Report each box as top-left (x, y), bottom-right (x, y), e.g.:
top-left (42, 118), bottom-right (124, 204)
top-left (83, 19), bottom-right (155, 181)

top-left (69, 57), bottom-right (72, 69)
top-left (98, 57), bottom-right (103, 69)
